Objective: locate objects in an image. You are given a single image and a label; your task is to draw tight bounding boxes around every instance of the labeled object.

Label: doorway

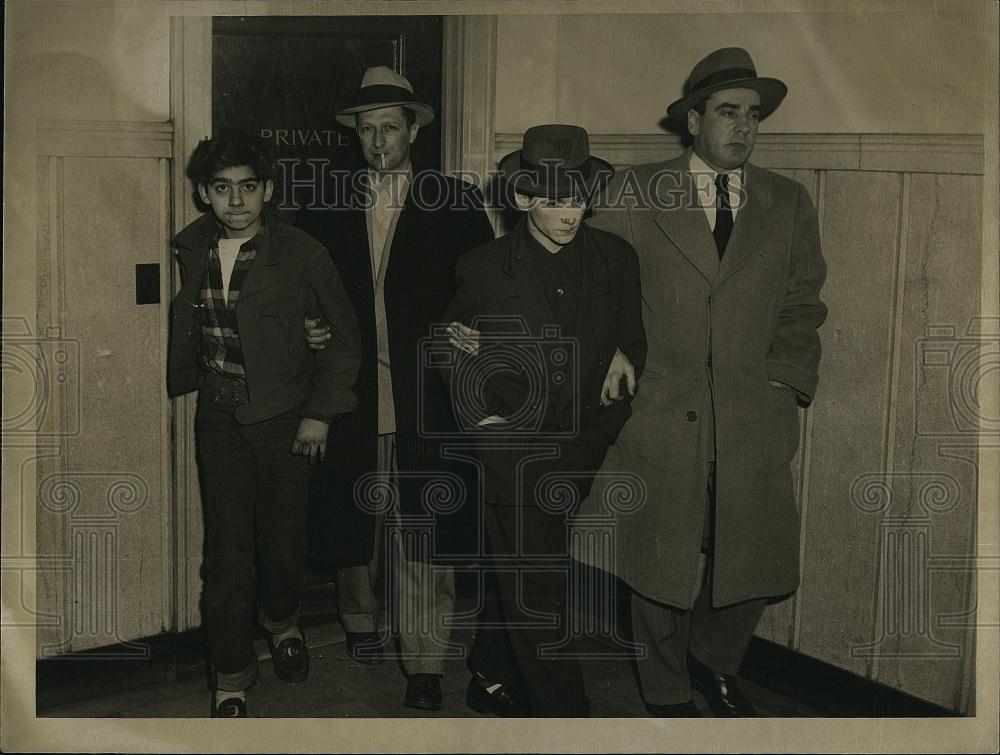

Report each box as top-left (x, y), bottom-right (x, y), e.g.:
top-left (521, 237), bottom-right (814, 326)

top-left (212, 16), bottom-right (443, 220)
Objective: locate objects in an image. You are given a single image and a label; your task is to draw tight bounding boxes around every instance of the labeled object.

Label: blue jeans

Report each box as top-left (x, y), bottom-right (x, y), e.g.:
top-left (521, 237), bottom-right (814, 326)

top-left (195, 374), bottom-right (310, 691)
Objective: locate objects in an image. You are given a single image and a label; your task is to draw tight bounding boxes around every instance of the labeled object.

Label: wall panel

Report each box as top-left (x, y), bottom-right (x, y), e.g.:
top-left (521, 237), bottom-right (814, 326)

top-left (794, 170), bottom-right (903, 676)
top-left (35, 123), bottom-right (173, 657)
top-left (867, 173), bottom-right (983, 711)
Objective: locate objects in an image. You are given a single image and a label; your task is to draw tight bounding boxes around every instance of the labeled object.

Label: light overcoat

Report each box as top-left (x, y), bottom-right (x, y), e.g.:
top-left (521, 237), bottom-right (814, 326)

top-left (575, 150), bottom-right (827, 609)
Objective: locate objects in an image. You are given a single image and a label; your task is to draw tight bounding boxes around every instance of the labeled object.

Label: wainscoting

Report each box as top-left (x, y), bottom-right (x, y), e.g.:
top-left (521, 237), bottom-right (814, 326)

top-left (495, 131), bottom-right (985, 713)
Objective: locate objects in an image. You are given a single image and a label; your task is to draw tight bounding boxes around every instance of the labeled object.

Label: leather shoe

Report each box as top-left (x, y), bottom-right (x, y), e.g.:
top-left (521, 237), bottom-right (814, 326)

top-left (404, 673), bottom-right (443, 711)
top-left (345, 631), bottom-right (384, 665)
top-left (211, 695), bottom-right (248, 718)
top-left (466, 676), bottom-right (531, 717)
top-left (687, 654), bottom-right (757, 717)
top-left (269, 634), bottom-right (309, 683)
top-left (645, 700), bottom-right (702, 717)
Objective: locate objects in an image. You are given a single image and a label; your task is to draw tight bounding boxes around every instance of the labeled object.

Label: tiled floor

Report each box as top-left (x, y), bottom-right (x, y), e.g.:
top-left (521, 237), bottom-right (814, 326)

top-left (39, 621), bottom-right (822, 719)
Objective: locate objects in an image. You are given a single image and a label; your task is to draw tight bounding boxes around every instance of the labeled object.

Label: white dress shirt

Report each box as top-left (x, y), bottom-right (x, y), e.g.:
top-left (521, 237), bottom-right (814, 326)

top-left (216, 238), bottom-right (245, 303)
top-left (364, 164), bottom-right (411, 435)
top-left (688, 150), bottom-right (744, 231)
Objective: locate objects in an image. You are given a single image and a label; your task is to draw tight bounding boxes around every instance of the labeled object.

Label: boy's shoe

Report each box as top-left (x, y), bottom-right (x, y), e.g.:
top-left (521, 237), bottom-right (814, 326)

top-left (466, 676), bottom-right (531, 717)
top-left (403, 673), bottom-right (443, 711)
top-left (269, 634), bottom-right (310, 683)
top-left (211, 695), bottom-right (248, 718)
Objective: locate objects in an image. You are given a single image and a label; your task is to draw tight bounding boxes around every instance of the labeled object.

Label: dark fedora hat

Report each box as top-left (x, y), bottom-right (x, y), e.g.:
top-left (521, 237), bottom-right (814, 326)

top-left (666, 47), bottom-right (787, 128)
top-left (498, 124), bottom-right (614, 199)
top-left (336, 66), bottom-right (435, 128)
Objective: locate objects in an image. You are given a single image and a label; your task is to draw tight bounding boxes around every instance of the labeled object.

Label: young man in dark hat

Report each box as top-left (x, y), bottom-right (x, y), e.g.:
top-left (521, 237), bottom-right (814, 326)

top-left (577, 47), bottom-right (828, 717)
top-left (441, 124), bottom-right (647, 717)
top-left (298, 66), bottom-right (495, 711)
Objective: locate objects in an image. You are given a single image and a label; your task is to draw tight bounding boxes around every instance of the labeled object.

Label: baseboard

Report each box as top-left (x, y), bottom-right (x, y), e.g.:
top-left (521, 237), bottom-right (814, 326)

top-left (740, 637), bottom-right (962, 718)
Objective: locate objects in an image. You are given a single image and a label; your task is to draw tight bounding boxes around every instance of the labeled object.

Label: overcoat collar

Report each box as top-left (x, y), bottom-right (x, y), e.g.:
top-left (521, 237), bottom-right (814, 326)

top-left (340, 167), bottom-right (430, 296)
top-left (718, 160), bottom-right (773, 285)
top-left (499, 216), bottom-right (612, 281)
top-left (652, 150), bottom-right (773, 285)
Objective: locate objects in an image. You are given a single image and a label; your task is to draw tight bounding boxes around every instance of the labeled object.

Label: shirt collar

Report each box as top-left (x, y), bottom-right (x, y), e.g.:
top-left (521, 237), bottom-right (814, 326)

top-left (688, 150), bottom-right (744, 208)
top-left (364, 163), bottom-right (411, 213)
top-left (520, 216), bottom-right (584, 266)
top-left (366, 162), bottom-right (412, 190)
top-left (689, 150), bottom-right (742, 183)
top-left (210, 212), bottom-right (267, 251)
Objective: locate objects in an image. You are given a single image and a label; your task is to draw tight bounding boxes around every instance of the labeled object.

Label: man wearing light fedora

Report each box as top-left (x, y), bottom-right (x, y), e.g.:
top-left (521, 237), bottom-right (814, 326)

top-left (298, 65), bottom-right (495, 711)
top-left (441, 124), bottom-right (647, 716)
top-left (578, 47), bottom-right (828, 717)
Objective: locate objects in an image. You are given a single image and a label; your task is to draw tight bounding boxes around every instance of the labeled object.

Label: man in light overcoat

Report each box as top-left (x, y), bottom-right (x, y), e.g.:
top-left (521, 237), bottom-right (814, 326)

top-left (576, 47), bottom-right (828, 717)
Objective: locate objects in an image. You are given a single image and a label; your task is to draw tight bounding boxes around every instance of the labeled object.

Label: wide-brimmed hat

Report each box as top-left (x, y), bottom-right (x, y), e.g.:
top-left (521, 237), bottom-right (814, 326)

top-left (498, 124), bottom-right (614, 199)
top-left (336, 66), bottom-right (435, 128)
top-left (666, 47), bottom-right (787, 128)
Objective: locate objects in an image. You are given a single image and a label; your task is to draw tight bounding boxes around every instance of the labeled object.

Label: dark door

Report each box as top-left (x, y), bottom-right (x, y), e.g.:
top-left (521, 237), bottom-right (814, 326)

top-left (213, 15), bottom-right (443, 219)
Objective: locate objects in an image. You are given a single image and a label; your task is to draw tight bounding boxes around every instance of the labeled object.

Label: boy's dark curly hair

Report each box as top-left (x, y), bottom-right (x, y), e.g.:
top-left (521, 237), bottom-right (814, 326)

top-left (186, 128), bottom-right (274, 187)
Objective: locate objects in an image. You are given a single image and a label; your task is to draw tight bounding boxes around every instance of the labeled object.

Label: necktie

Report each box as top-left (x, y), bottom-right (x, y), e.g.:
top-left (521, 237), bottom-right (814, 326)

top-left (713, 173), bottom-right (734, 259)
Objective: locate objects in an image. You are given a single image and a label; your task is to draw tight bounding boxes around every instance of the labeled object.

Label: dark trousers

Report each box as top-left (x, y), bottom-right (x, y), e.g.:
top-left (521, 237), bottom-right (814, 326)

top-left (630, 463), bottom-right (767, 705)
top-left (469, 502), bottom-right (590, 717)
top-left (195, 377), bottom-right (310, 691)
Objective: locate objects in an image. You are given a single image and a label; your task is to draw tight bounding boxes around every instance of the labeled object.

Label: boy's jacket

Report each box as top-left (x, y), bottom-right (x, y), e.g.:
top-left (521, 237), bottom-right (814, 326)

top-left (168, 213), bottom-right (361, 424)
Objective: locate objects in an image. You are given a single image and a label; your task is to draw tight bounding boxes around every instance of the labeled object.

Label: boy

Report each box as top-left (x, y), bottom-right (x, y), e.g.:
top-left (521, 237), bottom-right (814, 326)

top-left (441, 124), bottom-right (647, 716)
top-left (167, 129), bottom-right (361, 717)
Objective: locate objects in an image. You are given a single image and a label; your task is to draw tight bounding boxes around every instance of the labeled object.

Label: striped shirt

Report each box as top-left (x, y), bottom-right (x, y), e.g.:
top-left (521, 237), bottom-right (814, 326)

top-left (199, 229), bottom-right (259, 378)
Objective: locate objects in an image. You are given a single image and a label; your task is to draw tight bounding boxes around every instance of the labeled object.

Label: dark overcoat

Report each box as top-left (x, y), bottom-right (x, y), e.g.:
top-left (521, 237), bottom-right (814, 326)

top-left (442, 220), bottom-right (647, 516)
top-left (575, 151), bottom-right (828, 609)
top-left (297, 169), bottom-right (495, 565)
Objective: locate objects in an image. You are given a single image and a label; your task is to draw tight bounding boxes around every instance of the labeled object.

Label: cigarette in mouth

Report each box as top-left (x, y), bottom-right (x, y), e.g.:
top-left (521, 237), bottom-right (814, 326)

top-left (379, 153), bottom-right (385, 171)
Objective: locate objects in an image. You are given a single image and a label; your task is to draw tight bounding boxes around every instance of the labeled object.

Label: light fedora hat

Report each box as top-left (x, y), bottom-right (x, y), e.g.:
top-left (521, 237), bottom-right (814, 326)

top-left (336, 66), bottom-right (435, 128)
top-left (666, 47), bottom-right (787, 128)
top-left (498, 124), bottom-right (614, 199)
